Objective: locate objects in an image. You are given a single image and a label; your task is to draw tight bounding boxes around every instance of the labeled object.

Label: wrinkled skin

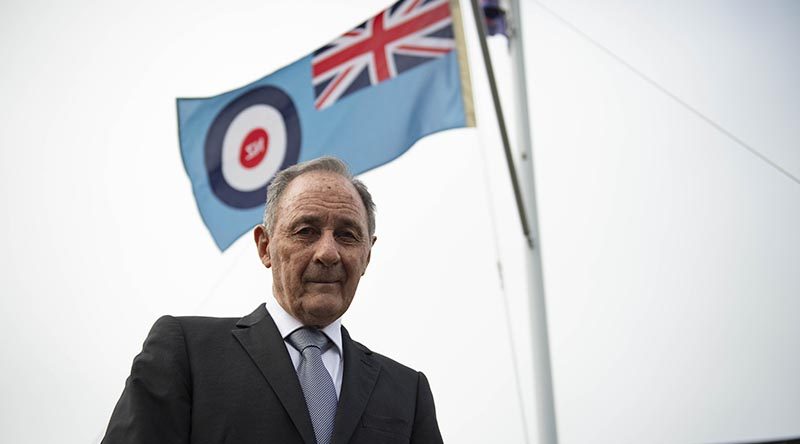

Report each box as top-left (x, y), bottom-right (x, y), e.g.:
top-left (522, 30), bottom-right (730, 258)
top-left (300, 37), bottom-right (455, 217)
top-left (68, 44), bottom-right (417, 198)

top-left (254, 171), bottom-right (376, 327)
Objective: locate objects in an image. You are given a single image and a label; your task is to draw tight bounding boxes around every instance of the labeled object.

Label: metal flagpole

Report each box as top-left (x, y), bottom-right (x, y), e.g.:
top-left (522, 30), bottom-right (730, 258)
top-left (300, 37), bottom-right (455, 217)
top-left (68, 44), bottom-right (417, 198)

top-left (507, 0), bottom-right (559, 442)
top-left (468, 0), bottom-right (532, 248)
top-left (468, 0), bottom-right (559, 442)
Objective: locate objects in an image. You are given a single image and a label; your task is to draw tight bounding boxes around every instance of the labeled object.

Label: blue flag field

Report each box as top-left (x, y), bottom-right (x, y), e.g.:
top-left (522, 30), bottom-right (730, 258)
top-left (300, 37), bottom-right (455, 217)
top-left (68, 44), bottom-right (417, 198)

top-left (177, 0), bottom-right (474, 250)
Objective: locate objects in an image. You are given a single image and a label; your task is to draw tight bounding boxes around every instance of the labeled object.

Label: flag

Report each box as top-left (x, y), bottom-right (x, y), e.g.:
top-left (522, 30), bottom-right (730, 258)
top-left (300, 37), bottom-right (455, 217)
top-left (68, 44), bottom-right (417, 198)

top-left (480, 0), bottom-right (509, 38)
top-left (177, 0), bottom-right (474, 250)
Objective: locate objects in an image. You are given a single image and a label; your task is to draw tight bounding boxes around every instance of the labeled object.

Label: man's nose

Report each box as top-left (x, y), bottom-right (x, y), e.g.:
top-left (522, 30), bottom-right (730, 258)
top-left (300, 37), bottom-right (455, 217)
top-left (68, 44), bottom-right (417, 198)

top-left (313, 231), bottom-right (341, 267)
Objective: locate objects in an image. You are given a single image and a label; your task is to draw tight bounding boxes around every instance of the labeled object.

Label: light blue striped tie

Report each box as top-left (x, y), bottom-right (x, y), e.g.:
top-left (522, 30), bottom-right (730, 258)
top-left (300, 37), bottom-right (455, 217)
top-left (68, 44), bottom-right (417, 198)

top-left (287, 328), bottom-right (337, 444)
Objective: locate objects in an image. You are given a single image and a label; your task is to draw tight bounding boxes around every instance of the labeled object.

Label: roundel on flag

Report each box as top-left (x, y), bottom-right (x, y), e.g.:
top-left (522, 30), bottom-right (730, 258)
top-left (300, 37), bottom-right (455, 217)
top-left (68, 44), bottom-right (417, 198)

top-left (204, 86), bottom-right (301, 209)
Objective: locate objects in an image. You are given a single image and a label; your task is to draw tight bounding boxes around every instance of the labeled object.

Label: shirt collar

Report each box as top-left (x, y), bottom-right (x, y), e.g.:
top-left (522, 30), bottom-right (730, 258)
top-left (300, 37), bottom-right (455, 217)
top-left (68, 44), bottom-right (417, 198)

top-left (265, 296), bottom-right (343, 356)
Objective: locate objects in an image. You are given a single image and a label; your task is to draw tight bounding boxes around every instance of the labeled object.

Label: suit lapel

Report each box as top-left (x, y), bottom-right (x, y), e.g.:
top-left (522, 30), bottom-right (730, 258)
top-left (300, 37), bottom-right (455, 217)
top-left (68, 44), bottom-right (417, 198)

top-left (331, 327), bottom-right (381, 444)
top-left (231, 304), bottom-right (316, 444)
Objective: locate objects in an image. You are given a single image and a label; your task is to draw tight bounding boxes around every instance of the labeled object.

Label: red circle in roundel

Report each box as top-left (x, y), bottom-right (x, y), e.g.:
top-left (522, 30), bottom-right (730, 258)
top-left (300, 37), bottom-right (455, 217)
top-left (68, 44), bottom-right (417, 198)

top-left (239, 128), bottom-right (269, 169)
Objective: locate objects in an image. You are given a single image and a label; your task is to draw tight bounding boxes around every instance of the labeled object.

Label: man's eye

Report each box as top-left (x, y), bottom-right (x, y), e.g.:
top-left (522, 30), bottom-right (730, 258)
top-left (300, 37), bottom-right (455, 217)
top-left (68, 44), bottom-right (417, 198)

top-left (337, 231), bottom-right (359, 242)
top-left (294, 227), bottom-right (317, 237)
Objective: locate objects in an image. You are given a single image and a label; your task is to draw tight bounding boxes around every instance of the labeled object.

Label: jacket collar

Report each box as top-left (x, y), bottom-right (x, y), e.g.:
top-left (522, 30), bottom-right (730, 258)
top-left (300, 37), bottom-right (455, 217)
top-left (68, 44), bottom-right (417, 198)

top-left (331, 326), bottom-right (381, 444)
top-left (232, 304), bottom-right (382, 444)
top-left (232, 304), bottom-right (316, 444)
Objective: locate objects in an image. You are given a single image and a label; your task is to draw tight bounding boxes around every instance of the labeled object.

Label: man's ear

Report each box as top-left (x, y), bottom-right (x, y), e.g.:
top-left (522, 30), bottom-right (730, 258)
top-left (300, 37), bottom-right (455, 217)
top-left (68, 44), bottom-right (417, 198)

top-left (253, 225), bottom-right (272, 268)
top-left (362, 235), bottom-right (377, 275)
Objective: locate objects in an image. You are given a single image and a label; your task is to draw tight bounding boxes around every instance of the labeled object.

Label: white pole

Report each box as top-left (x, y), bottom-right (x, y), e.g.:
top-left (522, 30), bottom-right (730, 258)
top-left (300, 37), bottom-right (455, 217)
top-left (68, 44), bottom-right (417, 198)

top-left (508, 0), bottom-right (559, 442)
top-left (468, 0), bottom-right (558, 440)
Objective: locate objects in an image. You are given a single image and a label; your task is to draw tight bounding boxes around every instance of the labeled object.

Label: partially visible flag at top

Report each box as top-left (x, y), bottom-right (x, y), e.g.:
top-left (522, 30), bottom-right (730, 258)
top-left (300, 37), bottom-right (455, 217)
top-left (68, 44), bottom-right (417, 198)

top-left (481, 0), bottom-right (509, 38)
top-left (177, 0), bottom-right (474, 250)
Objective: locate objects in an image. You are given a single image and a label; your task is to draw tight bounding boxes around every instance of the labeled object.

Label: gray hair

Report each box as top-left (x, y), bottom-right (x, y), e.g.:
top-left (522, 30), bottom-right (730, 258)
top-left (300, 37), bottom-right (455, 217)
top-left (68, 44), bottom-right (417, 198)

top-left (262, 156), bottom-right (376, 236)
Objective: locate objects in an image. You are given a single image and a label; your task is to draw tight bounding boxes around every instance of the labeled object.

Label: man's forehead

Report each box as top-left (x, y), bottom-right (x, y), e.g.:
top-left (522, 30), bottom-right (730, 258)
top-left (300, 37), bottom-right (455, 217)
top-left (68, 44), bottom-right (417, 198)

top-left (287, 211), bottom-right (364, 228)
top-left (282, 172), bottom-right (357, 202)
top-left (278, 171), bottom-right (367, 224)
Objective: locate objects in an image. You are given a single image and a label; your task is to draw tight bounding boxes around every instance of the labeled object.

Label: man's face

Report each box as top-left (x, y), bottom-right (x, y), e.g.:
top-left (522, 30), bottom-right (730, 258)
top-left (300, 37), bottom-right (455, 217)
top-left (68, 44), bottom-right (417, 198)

top-left (255, 171), bottom-right (375, 327)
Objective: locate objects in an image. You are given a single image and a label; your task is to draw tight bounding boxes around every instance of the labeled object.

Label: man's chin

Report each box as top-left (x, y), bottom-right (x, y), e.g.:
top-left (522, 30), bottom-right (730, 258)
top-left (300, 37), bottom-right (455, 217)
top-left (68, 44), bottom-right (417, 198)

top-left (298, 293), bottom-right (348, 326)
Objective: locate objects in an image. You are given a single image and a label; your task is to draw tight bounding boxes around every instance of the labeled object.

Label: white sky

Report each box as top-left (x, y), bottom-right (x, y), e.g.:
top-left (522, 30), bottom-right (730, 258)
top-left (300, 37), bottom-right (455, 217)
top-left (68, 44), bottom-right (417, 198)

top-left (1, 1), bottom-right (798, 443)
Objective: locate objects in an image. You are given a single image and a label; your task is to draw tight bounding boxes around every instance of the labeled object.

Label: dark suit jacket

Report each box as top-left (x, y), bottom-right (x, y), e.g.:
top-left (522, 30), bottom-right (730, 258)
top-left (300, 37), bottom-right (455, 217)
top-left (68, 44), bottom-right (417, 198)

top-left (102, 304), bottom-right (443, 444)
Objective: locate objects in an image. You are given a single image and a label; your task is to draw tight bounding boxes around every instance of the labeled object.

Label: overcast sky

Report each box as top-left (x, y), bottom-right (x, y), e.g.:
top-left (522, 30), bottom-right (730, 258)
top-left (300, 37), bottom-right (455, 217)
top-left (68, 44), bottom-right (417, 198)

top-left (1, 1), bottom-right (798, 443)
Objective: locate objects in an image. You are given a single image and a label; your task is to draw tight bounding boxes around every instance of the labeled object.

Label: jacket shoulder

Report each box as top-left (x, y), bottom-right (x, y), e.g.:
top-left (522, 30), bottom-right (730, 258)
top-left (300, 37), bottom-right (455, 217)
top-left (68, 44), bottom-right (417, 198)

top-left (170, 302), bottom-right (267, 336)
top-left (172, 314), bottom-right (239, 332)
top-left (349, 338), bottom-right (420, 376)
top-left (166, 314), bottom-right (242, 352)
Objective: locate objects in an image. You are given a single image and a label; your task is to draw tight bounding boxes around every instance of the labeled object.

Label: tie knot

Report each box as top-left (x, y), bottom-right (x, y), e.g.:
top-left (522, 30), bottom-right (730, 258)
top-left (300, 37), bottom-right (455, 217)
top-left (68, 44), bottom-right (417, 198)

top-left (287, 327), bottom-right (332, 353)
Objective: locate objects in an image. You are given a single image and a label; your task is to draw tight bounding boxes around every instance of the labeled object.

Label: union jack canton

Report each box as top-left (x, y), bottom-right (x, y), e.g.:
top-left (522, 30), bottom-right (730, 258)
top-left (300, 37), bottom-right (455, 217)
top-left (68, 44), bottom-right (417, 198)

top-left (312, 0), bottom-right (456, 110)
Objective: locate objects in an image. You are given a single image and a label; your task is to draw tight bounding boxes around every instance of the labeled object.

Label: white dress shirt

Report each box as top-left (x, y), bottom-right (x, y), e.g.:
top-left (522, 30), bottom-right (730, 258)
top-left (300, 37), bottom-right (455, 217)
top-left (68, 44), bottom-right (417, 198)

top-left (265, 297), bottom-right (344, 398)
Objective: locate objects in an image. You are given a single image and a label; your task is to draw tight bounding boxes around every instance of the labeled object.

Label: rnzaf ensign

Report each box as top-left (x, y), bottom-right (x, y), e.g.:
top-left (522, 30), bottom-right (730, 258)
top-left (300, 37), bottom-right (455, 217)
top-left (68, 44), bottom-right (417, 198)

top-left (177, 0), bottom-right (474, 250)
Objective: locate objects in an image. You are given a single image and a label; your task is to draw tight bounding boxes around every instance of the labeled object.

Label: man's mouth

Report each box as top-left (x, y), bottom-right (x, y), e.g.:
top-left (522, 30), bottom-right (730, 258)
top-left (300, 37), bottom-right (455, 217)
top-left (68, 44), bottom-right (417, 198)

top-left (304, 269), bottom-right (344, 284)
top-left (304, 275), bottom-right (342, 284)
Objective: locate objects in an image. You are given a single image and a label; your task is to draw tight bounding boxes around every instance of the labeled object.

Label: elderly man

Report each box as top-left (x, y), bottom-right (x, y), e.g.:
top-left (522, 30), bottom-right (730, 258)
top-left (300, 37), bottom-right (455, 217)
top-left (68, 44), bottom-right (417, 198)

top-left (102, 157), bottom-right (443, 443)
